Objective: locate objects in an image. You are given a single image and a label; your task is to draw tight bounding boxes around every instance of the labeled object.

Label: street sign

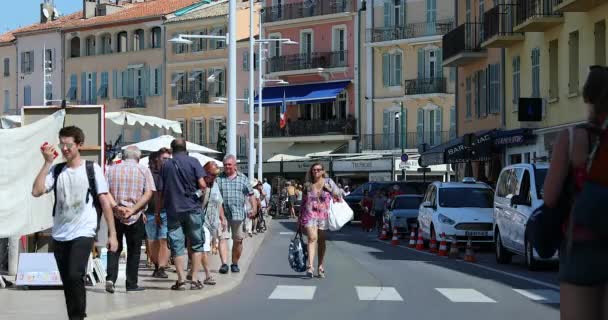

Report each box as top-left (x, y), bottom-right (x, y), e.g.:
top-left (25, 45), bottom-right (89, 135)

top-left (401, 154), bottom-right (409, 162)
top-left (417, 167), bottom-right (431, 173)
top-left (399, 162), bottom-right (408, 170)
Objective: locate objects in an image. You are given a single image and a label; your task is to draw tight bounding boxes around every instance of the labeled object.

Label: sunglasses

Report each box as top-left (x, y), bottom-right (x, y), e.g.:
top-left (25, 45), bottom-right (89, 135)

top-left (312, 168), bottom-right (323, 172)
top-left (58, 143), bottom-right (75, 149)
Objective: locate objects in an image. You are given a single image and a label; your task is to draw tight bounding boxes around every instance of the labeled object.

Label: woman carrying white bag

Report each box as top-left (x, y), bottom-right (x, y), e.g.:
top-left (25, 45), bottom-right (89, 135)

top-left (298, 163), bottom-right (350, 278)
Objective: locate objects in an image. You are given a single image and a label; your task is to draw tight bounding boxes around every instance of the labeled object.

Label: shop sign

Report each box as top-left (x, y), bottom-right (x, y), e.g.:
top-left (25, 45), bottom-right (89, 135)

top-left (333, 159), bottom-right (392, 172)
top-left (283, 160), bottom-right (330, 173)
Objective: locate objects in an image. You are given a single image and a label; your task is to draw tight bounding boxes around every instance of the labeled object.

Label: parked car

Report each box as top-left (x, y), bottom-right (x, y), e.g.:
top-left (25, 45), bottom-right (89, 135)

top-left (493, 163), bottom-right (556, 270)
top-left (387, 195), bottom-right (423, 234)
top-left (418, 180), bottom-right (495, 244)
top-left (345, 181), bottom-right (429, 221)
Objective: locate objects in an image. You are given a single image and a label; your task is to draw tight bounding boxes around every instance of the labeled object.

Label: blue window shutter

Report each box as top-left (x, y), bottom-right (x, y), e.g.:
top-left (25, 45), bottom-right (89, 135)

top-left (70, 74), bottom-right (77, 99)
top-left (122, 71), bottom-right (128, 98)
top-left (417, 48), bottom-right (424, 79)
top-left (436, 49), bottom-right (443, 78)
top-left (382, 110), bottom-right (390, 149)
top-left (158, 66), bottom-right (163, 96)
top-left (112, 70), bottom-right (117, 98)
top-left (434, 107), bottom-right (442, 145)
top-left (91, 72), bottom-right (97, 104)
top-left (394, 53), bottom-right (402, 86)
top-left (417, 108), bottom-right (424, 145)
top-left (143, 66), bottom-right (149, 97)
top-left (382, 53), bottom-right (389, 87)
top-left (383, 1), bottom-right (390, 27)
top-left (81, 72), bottom-right (86, 102)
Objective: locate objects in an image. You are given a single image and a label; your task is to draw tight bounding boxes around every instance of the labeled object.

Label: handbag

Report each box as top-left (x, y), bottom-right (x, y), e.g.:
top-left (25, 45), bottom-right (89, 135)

top-left (288, 227), bottom-right (308, 273)
top-left (328, 198), bottom-right (354, 231)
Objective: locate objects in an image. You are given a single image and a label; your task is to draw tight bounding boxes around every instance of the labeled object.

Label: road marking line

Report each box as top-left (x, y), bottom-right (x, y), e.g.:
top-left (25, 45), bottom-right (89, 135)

top-left (375, 239), bottom-right (560, 290)
top-left (436, 288), bottom-right (497, 303)
top-left (513, 289), bottom-right (560, 304)
top-left (268, 285), bottom-right (316, 300)
top-left (279, 232), bottom-right (295, 235)
top-left (355, 286), bottom-right (404, 301)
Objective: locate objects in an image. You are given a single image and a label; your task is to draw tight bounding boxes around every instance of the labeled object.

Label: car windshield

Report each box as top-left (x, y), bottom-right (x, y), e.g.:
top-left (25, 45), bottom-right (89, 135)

top-left (393, 197), bottom-right (422, 209)
top-left (438, 188), bottom-right (494, 208)
top-left (350, 184), bottom-right (367, 196)
top-left (535, 168), bottom-right (548, 199)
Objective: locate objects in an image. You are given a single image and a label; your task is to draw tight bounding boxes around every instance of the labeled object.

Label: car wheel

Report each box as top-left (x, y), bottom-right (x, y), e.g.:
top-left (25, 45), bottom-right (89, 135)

top-left (495, 229), bottom-right (512, 264)
top-left (525, 238), bottom-right (541, 271)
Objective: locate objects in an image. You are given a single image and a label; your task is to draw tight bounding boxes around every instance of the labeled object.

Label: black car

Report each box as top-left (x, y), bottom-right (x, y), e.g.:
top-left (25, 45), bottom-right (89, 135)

top-left (345, 181), bottom-right (430, 221)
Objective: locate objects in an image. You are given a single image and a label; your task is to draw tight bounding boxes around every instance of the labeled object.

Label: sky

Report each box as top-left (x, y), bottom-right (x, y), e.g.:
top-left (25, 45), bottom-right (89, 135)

top-left (1, 0), bottom-right (82, 34)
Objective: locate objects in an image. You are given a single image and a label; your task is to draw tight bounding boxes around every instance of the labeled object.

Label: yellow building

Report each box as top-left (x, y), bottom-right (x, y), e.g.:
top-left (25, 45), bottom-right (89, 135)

top-left (495, 0), bottom-right (608, 162)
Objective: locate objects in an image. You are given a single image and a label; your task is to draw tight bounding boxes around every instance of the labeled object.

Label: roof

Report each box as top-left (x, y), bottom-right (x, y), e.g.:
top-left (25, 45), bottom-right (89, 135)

top-left (166, 1), bottom-right (229, 23)
top-left (11, 12), bottom-right (83, 36)
top-left (61, 0), bottom-right (202, 31)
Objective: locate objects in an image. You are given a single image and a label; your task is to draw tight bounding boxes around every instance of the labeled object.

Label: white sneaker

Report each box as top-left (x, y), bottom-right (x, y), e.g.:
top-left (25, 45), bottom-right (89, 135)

top-left (105, 281), bottom-right (115, 294)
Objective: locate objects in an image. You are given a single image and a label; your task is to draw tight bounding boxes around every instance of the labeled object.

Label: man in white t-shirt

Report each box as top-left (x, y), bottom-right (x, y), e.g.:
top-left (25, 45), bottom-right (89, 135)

top-left (32, 126), bottom-right (118, 320)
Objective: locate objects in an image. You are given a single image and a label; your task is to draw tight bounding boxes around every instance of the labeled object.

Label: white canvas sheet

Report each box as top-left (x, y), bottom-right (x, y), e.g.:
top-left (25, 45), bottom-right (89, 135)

top-left (0, 110), bottom-right (66, 237)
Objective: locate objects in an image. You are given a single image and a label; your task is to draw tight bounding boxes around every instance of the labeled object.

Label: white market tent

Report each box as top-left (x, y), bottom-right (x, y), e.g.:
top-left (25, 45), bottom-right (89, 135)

top-left (123, 135), bottom-right (219, 154)
top-left (139, 152), bottom-right (223, 168)
top-left (105, 111), bottom-right (182, 133)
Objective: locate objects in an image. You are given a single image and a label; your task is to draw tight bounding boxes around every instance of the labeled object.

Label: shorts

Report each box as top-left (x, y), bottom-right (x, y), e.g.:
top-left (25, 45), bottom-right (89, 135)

top-left (203, 226), bottom-right (211, 252)
top-left (167, 209), bottom-right (205, 257)
top-left (220, 220), bottom-right (245, 241)
top-left (288, 196), bottom-right (296, 208)
top-left (560, 241), bottom-right (608, 286)
top-left (302, 217), bottom-right (329, 231)
top-left (145, 211), bottom-right (167, 240)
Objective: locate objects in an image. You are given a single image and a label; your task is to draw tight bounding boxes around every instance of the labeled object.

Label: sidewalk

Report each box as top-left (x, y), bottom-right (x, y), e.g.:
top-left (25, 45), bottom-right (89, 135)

top-left (0, 221), bottom-right (272, 320)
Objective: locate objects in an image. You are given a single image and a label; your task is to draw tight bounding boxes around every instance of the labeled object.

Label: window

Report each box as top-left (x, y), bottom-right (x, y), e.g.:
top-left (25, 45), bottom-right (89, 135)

top-left (438, 188), bottom-right (494, 208)
top-left (209, 118), bottom-right (224, 144)
top-left (512, 56), bottom-right (520, 110)
top-left (300, 30), bottom-right (313, 64)
top-left (569, 31), bottom-right (579, 95)
top-left (332, 27), bottom-right (346, 64)
top-left (192, 29), bottom-right (207, 52)
top-left (174, 33), bottom-right (188, 54)
top-left (475, 69), bottom-right (487, 118)
top-left (134, 29), bottom-right (145, 51)
top-left (45, 49), bottom-right (54, 71)
top-left (21, 51), bottom-right (34, 73)
top-left (70, 37), bottom-right (81, 58)
top-left (3, 58), bottom-right (8, 76)
top-left (426, 0), bottom-right (436, 33)
top-left (209, 26), bottom-right (226, 49)
top-left (382, 52), bottom-right (402, 87)
top-left (449, 106), bottom-right (456, 139)
top-left (117, 31), bottom-right (128, 53)
top-left (383, 0), bottom-right (402, 27)
top-left (549, 40), bottom-right (559, 99)
top-left (531, 48), bottom-right (540, 97)
top-left (151, 27), bottom-right (162, 49)
top-left (177, 119), bottom-right (187, 138)
top-left (86, 73), bottom-right (94, 104)
top-left (176, 72), bottom-right (187, 100)
top-left (68, 74), bottom-right (77, 100)
top-left (244, 88), bottom-right (250, 113)
top-left (192, 118), bottom-right (206, 145)
top-left (269, 34), bottom-right (281, 57)
top-left (85, 36), bottom-right (96, 56)
top-left (466, 76), bottom-right (472, 119)
top-left (23, 85), bottom-right (31, 106)
top-left (152, 67), bottom-right (161, 96)
top-left (489, 64), bottom-right (500, 114)
top-left (208, 68), bottom-right (225, 97)
top-left (98, 72), bottom-right (108, 99)
top-left (3, 90), bottom-right (9, 113)
top-left (46, 83), bottom-right (52, 101)
top-left (595, 21), bottom-right (606, 66)
top-left (335, 92), bottom-right (347, 119)
top-left (239, 136), bottom-right (247, 157)
top-left (101, 34), bottom-right (112, 54)
top-left (478, 0), bottom-right (485, 41)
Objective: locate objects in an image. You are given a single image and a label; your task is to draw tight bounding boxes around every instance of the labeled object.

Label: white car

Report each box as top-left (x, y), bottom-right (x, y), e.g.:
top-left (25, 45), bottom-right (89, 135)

top-left (418, 180), bottom-right (495, 244)
top-left (494, 163), bottom-right (557, 270)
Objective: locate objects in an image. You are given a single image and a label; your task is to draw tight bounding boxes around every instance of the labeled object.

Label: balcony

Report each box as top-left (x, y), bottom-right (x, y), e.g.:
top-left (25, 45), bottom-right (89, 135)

top-left (481, 4), bottom-right (525, 48)
top-left (554, 0), bottom-right (607, 11)
top-left (122, 96), bottom-right (145, 109)
top-left (514, 0), bottom-right (563, 32)
top-left (366, 19), bottom-right (454, 44)
top-left (360, 132), bottom-right (451, 151)
top-left (262, 0), bottom-right (354, 24)
top-left (266, 50), bottom-right (348, 74)
top-left (178, 90), bottom-right (210, 105)
top-left (404, 78), bottom-right (447, 95)
top-left (260, 118), bottom-right (356, 138)
top-left (442, 23), bottom-right (487, 67)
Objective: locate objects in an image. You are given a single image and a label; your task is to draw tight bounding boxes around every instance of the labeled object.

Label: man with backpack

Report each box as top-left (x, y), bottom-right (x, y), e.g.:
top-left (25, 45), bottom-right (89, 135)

top-left (32, 126), bottom-right (118, 320)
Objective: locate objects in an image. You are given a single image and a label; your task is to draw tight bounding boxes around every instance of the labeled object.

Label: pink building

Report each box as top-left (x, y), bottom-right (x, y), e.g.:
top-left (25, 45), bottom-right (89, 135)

top-left (257, 0), bottom-right (360, 165)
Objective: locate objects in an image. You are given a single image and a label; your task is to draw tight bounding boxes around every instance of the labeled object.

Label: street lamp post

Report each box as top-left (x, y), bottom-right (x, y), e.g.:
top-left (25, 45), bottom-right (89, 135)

top-left (248, 0), bottom-right (256, 179)
top-left (257, 11), bottom-right (264, 181)
top-left (228, 0), bottom-right (237, 157)
top-left (400, 101), bottom-right (405, 181)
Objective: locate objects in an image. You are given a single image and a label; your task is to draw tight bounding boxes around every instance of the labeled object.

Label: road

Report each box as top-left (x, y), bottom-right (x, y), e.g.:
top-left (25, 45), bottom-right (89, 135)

top-left (136, 220), bottom-right (560, 320)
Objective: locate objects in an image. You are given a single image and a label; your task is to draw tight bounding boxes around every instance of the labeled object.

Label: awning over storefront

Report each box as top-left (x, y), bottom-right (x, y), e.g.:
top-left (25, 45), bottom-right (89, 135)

top-left (254, 81), bottom-right (350, 105)
top-left (445, 130), bottom-right (495, 164)
top-left (266, 142), bottom-right (346, 162)
top-left (418, 138), bottom-right (462, 167)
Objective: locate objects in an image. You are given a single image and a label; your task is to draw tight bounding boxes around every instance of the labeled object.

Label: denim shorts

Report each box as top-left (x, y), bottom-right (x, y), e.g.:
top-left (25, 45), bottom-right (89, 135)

top-left (145, 211), bottom-right (167, 240)
top-left (167, 209), bottom-right (205, 257)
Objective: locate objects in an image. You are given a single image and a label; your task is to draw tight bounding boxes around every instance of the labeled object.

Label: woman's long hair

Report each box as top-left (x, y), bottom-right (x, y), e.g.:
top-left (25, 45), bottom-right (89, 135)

top-left (583, 65), bottom-right (608, 125)
top-left (304, 162), bottom-right (328, 191)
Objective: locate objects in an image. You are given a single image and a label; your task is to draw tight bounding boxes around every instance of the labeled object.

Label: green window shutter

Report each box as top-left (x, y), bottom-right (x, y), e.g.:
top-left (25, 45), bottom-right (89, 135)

top-left (91, 72), bottom-right (97, 104)
top-left (417, 48), bottom-right (424, 79)
top-left (158, 66), bottom-right (164, 96)
top-left (81, 72), bottom-right (87, 102)
top-left (434, 107), bottom-right (442, 145)
top-left (383, 1), bottom-right (390, 27)
top-left (382, 110), bottom-right (390, 149)
top-left (394, 53), bottom-right (402, 86)
top-left (112, 70), bottom-right (118, 98)
top-left (417, 108), bottom-right (424, 145)
top-left (436, 49), bottom-right (443, 78)
top-left (403, 108), bottom-right (408, 148)
top-left (382, 53), bottom-right (389, 87)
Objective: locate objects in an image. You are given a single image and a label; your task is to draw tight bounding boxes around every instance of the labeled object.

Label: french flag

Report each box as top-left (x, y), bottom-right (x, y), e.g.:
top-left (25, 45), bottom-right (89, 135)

top-left (279, 90), bottom-right (287, 129)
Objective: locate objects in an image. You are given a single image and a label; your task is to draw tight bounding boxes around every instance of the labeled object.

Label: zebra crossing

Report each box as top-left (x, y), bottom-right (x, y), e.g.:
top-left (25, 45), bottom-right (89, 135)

top-left (266, 285), bottom-right (559, 304)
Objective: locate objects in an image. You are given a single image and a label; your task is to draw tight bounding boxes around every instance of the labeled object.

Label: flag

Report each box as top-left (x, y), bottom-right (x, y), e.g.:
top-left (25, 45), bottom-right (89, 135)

top-left (279, 90), bottom-right (287, 129)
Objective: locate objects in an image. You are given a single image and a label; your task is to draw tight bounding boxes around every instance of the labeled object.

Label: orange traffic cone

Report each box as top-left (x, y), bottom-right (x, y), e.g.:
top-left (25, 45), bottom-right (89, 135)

top-left (379, 223), bottom-right (388, 240)
top-left (415, 232), bottom-right (425, 251)
top-left (408, 229), bottom-right (417, 248)
top-left (463, 237), bottom-right (476, 262)
top-left (429, 234), bottom-right (438, 253)
top-left (391, 227), bottom-right (400, 246)
top-left (448, 236), bottom-right (460, 259)
top-left (437, 233), bottom-right (448, 257)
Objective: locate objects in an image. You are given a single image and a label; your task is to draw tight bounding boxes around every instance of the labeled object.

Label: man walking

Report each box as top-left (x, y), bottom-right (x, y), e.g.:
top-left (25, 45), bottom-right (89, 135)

top-left (156, 138), bottom-right (207, 290)
top-left (32, 126), bottom-right (118, 320)
top-left (104, 146), bottom-right (155, 293)
top-left (217, 155), bottom-right (256, 274)
top-left (145, 149), bottom-right (171, 279)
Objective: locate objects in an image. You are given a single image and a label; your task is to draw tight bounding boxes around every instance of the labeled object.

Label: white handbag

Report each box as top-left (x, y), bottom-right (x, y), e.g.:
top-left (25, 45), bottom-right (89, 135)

top-left (328, 198), bottom-right (354, 231)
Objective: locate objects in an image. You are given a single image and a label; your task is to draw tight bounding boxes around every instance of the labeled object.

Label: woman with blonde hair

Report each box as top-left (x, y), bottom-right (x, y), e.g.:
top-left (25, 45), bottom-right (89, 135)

top-left (299, 163), bottom-right (342, 278)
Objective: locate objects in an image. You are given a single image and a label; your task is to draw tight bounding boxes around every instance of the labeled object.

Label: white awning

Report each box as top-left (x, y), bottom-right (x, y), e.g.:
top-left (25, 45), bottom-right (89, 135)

top-left (266, 142), bottom-right (346, 162)
top-left (188, 71), bottom-right (203, 81)
top-left (123, 135), bottom-right (219, 154)
top-left (105, 112), bottom-right (182, 133)
top-left (171, 73), bottom-right (184, 84)
top-left (0, 115), bottom-right (22, 128)
top-left (267, 154), bottom-right (310, 162)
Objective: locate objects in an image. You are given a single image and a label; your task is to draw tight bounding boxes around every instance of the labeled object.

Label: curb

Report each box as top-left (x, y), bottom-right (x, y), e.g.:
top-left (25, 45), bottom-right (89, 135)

top-left (89, 220), bottom-right (273, 320)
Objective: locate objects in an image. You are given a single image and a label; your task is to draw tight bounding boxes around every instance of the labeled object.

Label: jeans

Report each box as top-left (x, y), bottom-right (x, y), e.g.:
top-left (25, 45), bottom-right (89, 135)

top-left (106, 215), bottom-right (145, 289)
top-left (167, 209), bottom-right (205, 257)
top-left (53, 237), bottom-right (94, 320)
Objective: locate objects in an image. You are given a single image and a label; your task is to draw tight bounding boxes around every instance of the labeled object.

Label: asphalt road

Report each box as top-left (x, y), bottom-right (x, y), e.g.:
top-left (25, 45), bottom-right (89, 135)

top-left (136, 220), bottom-right (560, 320)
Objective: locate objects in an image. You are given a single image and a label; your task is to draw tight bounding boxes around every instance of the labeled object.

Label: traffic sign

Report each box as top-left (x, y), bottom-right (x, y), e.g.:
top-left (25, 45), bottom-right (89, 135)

top-left (399, 162), bottom-right (408, 170)
top-left (401, 154), bottom-right (409, 162)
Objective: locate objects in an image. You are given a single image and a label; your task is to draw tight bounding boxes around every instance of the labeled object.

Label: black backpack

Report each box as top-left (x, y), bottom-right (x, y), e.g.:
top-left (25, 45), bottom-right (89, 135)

top-left (52, 161), bottom-right (103, 230)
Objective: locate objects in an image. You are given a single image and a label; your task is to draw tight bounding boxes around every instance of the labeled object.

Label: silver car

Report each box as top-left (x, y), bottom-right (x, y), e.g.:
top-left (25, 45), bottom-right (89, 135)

top-left (388, 195), bottom-right (423, 234)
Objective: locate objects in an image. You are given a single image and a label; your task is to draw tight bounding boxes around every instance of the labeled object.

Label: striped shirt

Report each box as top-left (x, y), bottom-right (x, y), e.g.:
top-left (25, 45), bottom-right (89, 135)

top-left (106, 159), bottom-right (156, 225)
top-left (217, 172), bottom-right (253, 221)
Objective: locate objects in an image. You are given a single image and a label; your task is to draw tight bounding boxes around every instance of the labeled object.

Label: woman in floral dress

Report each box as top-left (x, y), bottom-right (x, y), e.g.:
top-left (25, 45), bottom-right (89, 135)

top-left (299, 163), bottom-right (342, 278)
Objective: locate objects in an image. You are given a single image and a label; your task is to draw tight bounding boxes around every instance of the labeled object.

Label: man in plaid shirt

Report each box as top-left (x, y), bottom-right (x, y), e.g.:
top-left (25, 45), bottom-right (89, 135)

top-left (104, 146), bottom-right (155, 293)
top-left (216, 154), bottom-right (256, 274)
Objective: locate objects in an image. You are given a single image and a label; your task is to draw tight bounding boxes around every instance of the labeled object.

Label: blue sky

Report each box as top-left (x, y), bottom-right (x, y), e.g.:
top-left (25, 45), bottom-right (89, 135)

top-left (1, 1), bottom-right (82, 33)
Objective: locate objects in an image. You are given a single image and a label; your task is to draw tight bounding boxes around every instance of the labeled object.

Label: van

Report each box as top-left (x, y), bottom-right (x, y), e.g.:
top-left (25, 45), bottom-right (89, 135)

top-left (493, 163), bottom-right (556, 270)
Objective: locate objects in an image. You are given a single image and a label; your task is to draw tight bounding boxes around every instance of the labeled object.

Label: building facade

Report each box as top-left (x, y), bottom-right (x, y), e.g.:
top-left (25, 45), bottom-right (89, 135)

top-left (0, 33), bottom-right (17, 117)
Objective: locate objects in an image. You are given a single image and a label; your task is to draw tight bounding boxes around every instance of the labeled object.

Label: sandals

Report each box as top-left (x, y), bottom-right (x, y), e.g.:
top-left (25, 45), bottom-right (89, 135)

top-left (190, 280), bottom-right (204, 290)
top-left (170, 281), bottom-right (186, 291)
top-left (305, 266), bottom-right (314, 278)
top-left (203, 277), bottom-right (217, 285)
top-left (317, 267), bottom-right (326, 278)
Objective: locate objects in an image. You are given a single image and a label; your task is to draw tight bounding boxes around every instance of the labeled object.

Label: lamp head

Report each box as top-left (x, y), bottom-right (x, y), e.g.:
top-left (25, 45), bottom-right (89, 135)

top-left (169, 35), bottom-right (193, 45)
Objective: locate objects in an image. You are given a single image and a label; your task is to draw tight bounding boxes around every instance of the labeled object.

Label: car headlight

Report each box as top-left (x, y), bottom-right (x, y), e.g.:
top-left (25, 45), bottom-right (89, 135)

top-left (438, 213), bottom-right (456, 225)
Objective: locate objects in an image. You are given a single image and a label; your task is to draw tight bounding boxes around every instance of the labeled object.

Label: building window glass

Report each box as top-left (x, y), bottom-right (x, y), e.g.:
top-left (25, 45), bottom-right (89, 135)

top-left (569, 31), bottom-right (579, 95)
top-left (86, 36), bottom-right (96, 56)
top-left (151, 27), bottom-right (162, 49)
top-left (466, 76), bottom-right (472, 119)
top-left (595, 21), bottom-right (606, 66)
top-left (117, 31), bottom-right (128, 53)
top-left (3, 58), bottom-right (9, 77)
top-left (549, 40), bottom-right (559, 99)
top-left (134, 29), bottom-right (145, 51)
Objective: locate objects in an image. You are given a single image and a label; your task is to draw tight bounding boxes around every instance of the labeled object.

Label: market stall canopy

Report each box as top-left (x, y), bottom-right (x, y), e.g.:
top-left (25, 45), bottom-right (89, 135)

top-left (267, 154), bottom-right (310, 162)
top-left (123, 135), bottom-right (219, 154)
top-left (105, 112), bottom-right (182, 133)
top-left (139, 152), bottom-right (222, 168)
top-left (0, 115), bottom-right (22, 128)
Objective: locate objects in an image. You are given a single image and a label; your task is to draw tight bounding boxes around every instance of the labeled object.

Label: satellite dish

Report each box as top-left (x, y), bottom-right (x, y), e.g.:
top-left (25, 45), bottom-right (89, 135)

top-left (42, 8), bottom-right (50, 19)
top-left (54, 8), bottom-right (61, 17)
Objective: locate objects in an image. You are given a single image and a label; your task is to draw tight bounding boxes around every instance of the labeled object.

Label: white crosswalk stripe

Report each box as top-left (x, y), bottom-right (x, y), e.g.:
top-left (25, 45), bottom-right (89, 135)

top-left (435, 288), bottom-right (497, 303)
top-left (355, 286), bottom-right (403, 301)
top-left (513, 289), bottom-right (560, 304)
top-left (268, 285), bottom-right (317, 300)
